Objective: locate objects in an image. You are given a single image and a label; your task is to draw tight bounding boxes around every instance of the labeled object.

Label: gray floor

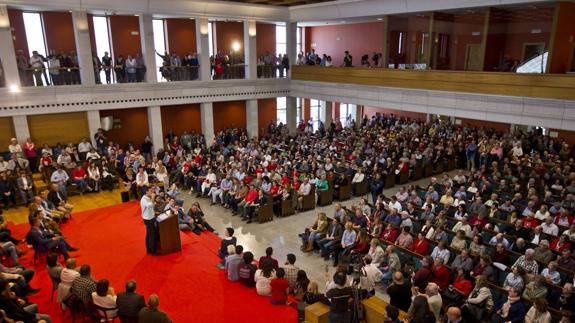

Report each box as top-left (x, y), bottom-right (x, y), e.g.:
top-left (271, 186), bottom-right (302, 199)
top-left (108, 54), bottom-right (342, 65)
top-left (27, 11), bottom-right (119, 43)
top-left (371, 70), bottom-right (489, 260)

top-left (180, 174), bottom-right (441, 296)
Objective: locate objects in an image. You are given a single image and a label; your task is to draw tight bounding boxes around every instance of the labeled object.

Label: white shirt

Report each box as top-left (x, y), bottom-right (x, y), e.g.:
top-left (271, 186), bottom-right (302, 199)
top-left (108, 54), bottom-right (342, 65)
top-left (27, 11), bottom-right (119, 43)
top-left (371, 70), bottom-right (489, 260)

top-left (254, 269), bottom-right (275, 296)
top-left (78, 142), bottom-right (92, 153)
top-left (352, 173), bottom-right (365, 183)
top-left (359, 264), bottom-right (383, 292)
top-left (541, 222), bottom-right (559, 236)
top-left (140, 195), bottom-right (155, 220)
top-left (136, 172), bottom-right (149, 186)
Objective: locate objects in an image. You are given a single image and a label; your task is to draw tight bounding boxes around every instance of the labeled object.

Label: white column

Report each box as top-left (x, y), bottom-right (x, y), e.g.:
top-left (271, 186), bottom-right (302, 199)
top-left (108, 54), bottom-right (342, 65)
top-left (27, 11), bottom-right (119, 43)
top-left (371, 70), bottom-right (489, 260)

top-left (246, 99), bottom-right (259, 138)
top-left (286, 22), bottom-right (297, 78)
top-left (71, 10), bottom-right (96, 86)
top-left (355, 105), bottom-right (363, 128)
top-left (0, 5), bottom-right (20, 87)
top-left (86, 110), bottom-right (101, 147)
top-left (147, 106), bottom-right (163, 154)
top-left (426, 113), bottom-right (432, 123)
top-left (244, 20), bottom-right (257, 80)
top-left (201, 102), bottom-right (215, 145)
top-left (286, 96), bottom-right (297, 134)
top-left (320, 101), bottom-right (333, 127)
top-left (139, 14), bottom-right (157, 83)
top-left (195, 18), bottom-right (211, 81)
top-left (12, 116), bottom-right (30, 143)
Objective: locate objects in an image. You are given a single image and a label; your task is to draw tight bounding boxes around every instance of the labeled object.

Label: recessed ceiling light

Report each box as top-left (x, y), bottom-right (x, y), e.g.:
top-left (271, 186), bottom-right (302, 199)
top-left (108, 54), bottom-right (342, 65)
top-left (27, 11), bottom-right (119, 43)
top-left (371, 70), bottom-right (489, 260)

top-left (340, 20), bottom-right (346, 23)
top-left (377, 18), bottom-right (383, 21)
top-left (134, 14), bottom-right (139, 17)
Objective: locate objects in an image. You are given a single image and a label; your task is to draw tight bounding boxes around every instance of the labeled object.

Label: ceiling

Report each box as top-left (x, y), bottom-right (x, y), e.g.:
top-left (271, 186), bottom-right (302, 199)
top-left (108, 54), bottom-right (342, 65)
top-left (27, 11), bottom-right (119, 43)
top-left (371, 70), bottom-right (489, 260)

top-left (222, 0), bottom-right (334, 6)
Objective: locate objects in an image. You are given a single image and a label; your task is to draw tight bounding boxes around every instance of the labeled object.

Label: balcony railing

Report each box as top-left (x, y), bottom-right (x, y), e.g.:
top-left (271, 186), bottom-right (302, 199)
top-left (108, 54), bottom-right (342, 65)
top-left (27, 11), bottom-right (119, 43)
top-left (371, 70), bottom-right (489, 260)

top-left (291, 65), bottom-right (575, 101)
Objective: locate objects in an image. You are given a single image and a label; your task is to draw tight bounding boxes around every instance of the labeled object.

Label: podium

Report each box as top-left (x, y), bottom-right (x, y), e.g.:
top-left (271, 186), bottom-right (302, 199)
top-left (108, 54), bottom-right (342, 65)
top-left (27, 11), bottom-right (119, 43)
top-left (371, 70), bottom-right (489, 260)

top-left (156, 213), bottom-right (182, 255)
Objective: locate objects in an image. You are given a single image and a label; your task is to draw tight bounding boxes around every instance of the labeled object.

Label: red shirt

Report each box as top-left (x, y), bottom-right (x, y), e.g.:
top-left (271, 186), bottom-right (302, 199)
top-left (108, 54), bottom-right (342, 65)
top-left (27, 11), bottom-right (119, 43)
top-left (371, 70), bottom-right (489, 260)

top-left (550, 239), bottom-right (572, 253)
top-left (432, 264), bottom-right (450, 290)
top-left (270, 184), bottom-right (280, 196)
top-left (71, 168), bottom-right (86, 180)
top-left (411, 239), bottom-right (429, 255)
top-left (380, 228), bottom-right (398, 243)
top-left (281, 176), bottom-right (290, 185)
top-left (244, 189), bottom-right (258, 203)
top-left (523, 217), bottom-right (539, 229)
top-left (452, 276), bottom-right (472, 296)
top-left (270, 278), bottom-right (289, 304)
top-left (40, 156), bottom-right (53, 167)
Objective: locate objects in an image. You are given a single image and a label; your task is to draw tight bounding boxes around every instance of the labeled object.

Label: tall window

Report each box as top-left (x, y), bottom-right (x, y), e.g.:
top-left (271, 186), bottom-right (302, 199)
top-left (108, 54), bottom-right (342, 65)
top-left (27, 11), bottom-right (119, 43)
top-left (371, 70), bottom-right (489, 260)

top-left (276, 25), bottom-right (286, 77)
top-left (92, 16), bottom-right (112, 83)
top-left (23, 12), bottom-right (48, 86)
top-left (276, 97), bottom-right (287, 125)
top-left (296, 27), bottom-right (302, 55)
top-left (296, 97), bottom-right (302, 124)
top-left (339, 103), bottom-right (357, 126)
top-left (153, 19), bottom-right (167, 82)
top-left (310, 99), bottom-right (321, 131)
top-left (208, 22), bottom-right (214, 57)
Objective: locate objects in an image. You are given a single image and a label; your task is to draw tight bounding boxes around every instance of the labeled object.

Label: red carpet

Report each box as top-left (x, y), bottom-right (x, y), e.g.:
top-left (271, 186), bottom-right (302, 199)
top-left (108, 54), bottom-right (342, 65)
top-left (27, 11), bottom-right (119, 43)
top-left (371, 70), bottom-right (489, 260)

top-left (9, 202), bottom-right (297, 323)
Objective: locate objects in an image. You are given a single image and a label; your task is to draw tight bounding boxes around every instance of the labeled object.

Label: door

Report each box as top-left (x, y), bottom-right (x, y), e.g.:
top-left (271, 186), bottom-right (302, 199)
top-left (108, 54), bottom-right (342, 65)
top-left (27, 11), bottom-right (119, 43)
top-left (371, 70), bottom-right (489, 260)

top-left (465, 44), bottom-right (482, 71)
top-left (521, 43), bottom-right (545, 63)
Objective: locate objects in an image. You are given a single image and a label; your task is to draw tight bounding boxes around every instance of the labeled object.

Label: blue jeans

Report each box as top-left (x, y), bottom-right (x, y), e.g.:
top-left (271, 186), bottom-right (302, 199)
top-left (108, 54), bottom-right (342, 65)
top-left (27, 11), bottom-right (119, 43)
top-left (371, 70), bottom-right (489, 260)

top-left (329, 311), bottom-right (350, 323)
top-left (74, 179), bottom-right (87, 192)
top-left (318, 239), bottom-right (334, 255)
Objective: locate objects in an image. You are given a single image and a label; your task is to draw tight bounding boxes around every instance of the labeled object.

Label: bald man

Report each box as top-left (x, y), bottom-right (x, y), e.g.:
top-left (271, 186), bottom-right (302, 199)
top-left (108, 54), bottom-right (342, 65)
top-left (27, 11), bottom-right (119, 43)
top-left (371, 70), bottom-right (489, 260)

top-left (446, 307), bottom-right (462, 323)
top-left (386, 271), bottom-right (411, 312)
top-left (138, 294), bottom-right (172, 323)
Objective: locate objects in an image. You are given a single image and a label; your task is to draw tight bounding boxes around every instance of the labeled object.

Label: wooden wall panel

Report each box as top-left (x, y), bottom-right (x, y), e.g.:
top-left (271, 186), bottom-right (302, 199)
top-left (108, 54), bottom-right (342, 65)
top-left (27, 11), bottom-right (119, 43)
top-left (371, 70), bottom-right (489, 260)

top-left (161, 104), bottom-right (202, 137)
top-left (363, 106), bottom-right (426, 121)
top-left (99, 108), bottom-right (149, 148)
top-left (291, 65), bottom-right (575, 100)
top-left (256, 23), bottom-right (276, 57)
top-left (42, 12), bottom-right (77, 54)
top-left (213, 101), bottom-right (246, 133)
top-left (8, 9), bottom-right (29, 56)
top-left (215, 21), bottom-right (244, 54)
top-left (549, 2), bottom-right (575, 73)
top-left (109, 15), bottom-right (142, 57)
top-left (258, 98), bottom-right (277, 134)
top-left (0, 118), bottom-right (16, 152)
top-left (165, 18), bottom-right (197, 56)
top-left (28, 112), bottom-right (90, 146)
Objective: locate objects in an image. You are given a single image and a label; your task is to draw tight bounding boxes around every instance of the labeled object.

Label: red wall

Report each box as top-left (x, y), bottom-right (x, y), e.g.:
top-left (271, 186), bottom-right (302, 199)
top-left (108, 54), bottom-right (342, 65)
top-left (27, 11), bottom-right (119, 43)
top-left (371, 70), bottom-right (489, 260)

top-left (215, 21), bottom-right (244, 54)
top-left (165, 19), bottom-right (197, 56)
top-left (109, 15), bottom-right (142, 57)
top-left (256, 23), bottom-right (276, 57)
top-left (309, 22), bottom-right (385, 66)
top-left (258, 99), bottom-right (277, 134)
top-left (332, 102), bottom-right (340, 120)
top-left (552, 129), bottom-right (575, 146)
top-left (363, 106), bottom-right (426, 121)
top-left (550, 2), bottom-right (575, 73)
top-left (303, 99), bottom-right (311, 121)
top-left (8, 9), bottom-right (29, 56)
top-left (87, 14), bottom-right (98, 55)
top-left (42, 12), bottom-right (77, 55)
top-left (161, 104), bottom-right (202, 137)
top-left (99, 108), bottom-right (149, 148)
top-left (213, 101), bottom-right (246, 133)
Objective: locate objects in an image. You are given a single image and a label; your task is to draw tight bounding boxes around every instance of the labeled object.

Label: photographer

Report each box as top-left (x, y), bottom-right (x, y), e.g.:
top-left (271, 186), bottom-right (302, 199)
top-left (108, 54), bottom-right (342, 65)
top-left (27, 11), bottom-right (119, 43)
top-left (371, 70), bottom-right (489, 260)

top-left (357, 255), bottom-right (383, 297)
top-left (325, 272), bottom-right (354, 323)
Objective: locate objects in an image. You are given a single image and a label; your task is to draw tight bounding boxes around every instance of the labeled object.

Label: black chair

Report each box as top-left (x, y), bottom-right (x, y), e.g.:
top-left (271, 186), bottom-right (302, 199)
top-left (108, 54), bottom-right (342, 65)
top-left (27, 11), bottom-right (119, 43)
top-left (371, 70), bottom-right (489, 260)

top-left (90, 302), bottom-right (119, 322)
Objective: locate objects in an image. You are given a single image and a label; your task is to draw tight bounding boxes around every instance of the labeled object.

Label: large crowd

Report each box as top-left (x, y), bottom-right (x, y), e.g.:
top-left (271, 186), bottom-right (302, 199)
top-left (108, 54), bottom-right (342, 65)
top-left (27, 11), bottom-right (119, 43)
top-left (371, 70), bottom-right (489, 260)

top-left (1, 110), bottom-right (575, 322)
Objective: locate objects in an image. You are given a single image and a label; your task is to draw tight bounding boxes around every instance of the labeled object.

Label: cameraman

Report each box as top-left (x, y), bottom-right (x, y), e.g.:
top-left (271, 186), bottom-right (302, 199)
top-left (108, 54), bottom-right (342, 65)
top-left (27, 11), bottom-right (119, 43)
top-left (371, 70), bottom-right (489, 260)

top-left (358, 255), bottom-right (383, 297)
top-left (326, 271), bottom-right (354, 323)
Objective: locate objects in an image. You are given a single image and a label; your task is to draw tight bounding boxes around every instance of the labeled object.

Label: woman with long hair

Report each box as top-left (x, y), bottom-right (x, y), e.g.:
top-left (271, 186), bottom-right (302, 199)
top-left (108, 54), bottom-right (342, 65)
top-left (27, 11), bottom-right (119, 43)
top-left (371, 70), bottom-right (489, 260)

top-left (294, 270), bottom-right (310, 301)
top-left (254, 258), bottom-right (276, 296)
top-left (408, 295), bottom-right (435, 323)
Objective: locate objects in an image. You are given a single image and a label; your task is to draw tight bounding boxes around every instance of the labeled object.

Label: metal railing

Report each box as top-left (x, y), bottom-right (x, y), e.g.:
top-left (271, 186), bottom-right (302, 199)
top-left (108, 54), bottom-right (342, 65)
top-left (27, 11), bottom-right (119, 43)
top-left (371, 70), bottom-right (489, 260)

top-left (19, 67), bottom-right (82, 87)
top-left (257, 65), bottom-right (288, 78)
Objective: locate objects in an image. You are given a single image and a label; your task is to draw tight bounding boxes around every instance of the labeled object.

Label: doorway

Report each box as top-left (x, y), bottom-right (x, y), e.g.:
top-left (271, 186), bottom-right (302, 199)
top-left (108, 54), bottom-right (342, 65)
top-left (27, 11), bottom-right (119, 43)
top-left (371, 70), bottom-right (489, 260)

top-left (521, 43), bottom-right (545, 63)
top-left (465, 44), bottom-right (482, 71)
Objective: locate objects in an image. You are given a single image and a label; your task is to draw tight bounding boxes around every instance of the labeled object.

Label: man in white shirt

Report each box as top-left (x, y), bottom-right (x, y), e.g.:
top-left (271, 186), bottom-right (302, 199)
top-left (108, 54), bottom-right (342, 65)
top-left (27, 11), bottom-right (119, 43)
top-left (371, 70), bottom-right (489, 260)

top-left (29, 51), bottom-right (45, 86)
top-left (351, 169), bottom-right (365, 184)
top-left (135, 167), bottom-right (149, 199)
top-left (140, 189), bottom-right (157, 255)
top-left (50, 166), bottom-right (70, 199)
top-left (8, 138), bottom-right (22, 157)
top-left (359, 255), bottom-right (383, 296)
top-left (77, 139), bottom-right (92, 161)
top-left (297, 178), bottom-right (311, 210)
top-left (541, 216), bottom-right (559, 236)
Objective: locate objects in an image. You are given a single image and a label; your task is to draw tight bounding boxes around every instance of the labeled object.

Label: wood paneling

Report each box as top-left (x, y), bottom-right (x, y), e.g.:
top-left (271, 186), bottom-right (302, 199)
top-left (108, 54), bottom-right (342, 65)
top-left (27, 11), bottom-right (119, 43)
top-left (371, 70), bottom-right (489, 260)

top-left (213, 101), bottom-right (246, 133)
top-left (549, 2), bottom-right (575, 73)
top-left (109, 15), bottom-right (142, 57)
top-left (42, 12), bottom-right (77, 54)
top-left (28, 112), bottom-right (90, 146)
top-left (161, 104), bottom-right (202, 137)
top-left (99, 108), bottom-right (149, 148)
top-left (0, 118), bottom-right (16, 151)
top-left (459, 118), bottom-right (510, 132)
top-left (256, 23), bottom-right (276, 57)
top-left (258, 98), bottom-right (277, 134)
top-left (215, 21), bottom-right (243, 54)
top-left (8, 9), bottom-right (29, 56)
top-left (165, 19), bottom-right (197, 56)
top-left (363, 106), bottom-right (426, 121)
top-left (291, 65), bottom-right (575, 100)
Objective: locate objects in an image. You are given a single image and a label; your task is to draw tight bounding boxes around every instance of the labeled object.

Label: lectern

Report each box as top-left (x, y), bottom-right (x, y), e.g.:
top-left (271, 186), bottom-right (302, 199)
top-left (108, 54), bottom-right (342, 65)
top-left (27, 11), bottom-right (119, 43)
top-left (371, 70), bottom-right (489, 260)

top-left (156, 213), bottom-right (182, 255)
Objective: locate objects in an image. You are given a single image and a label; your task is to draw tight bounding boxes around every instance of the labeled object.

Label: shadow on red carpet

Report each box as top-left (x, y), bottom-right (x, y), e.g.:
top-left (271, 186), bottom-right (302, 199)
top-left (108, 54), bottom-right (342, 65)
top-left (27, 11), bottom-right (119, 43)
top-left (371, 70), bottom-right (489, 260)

top-left (9, 202), bottom-right (297, 323)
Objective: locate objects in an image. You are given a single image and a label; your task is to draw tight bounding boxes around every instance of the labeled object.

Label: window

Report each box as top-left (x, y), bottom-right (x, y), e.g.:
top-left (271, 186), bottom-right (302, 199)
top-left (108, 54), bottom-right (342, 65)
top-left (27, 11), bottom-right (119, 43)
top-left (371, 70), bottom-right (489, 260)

top-left (398, 32), bottom-right (404, 55)
top-left (310, 99), bottom-right (321, 131)
top-left (208, 22), bottom-right (214, 58)
top-left (296, 27), bottom-right (302, 55)
top-left (92, 16), bottom-right (112, 83)
top-left (339, 103), bottom-right (357, 127)
top-left (276, 25), bottom-right (286, 77)
top-left (153, 19), bottom-right (167, 82)
top-left (23, 12), bottom-right (48, 86)
top-left (276, 97), bottom-right (287, 125)
top-left (516, 52), bottom-right (548, 74)
top-left (296, 97), bottom-right (302, 123)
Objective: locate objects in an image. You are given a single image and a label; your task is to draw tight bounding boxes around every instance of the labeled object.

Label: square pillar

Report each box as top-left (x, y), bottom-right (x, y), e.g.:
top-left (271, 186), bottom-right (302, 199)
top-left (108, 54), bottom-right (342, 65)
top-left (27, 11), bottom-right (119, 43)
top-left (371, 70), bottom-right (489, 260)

top-left (0, 5), bottom-right (20, 87)
top-left (244, 20), bottom-right (257, 80)
top-left (86, 110), bottom-right (101, 147)
top-left (286, 22), bottom-right (297, 78)
top-left (286, 97), bottom-right (298, 134)
top-left (320, 101), bottom-right (333, 128)
top-left (246, 99), bottom-right (259, 138)
top-left (147, 106), bottom-right (163, 154)
top-left (195, 17), bottom-right (211, 81)
top-left (355, 105), bottom-right (363, 128)
top-left (72, 10), bottom-right (96, 86)
top-left (12, 116), bottom-right (30, 143)
top-left (139, 14), bottom-right (157, 84)
top-left (201, 102), bottom-right (215, 145)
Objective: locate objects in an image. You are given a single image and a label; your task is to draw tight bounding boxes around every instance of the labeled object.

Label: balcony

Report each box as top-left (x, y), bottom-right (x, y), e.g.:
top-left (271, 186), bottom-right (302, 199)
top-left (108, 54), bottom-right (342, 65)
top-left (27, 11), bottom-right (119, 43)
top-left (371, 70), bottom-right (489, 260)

top-left (291, 66), bottom-right (575, 101)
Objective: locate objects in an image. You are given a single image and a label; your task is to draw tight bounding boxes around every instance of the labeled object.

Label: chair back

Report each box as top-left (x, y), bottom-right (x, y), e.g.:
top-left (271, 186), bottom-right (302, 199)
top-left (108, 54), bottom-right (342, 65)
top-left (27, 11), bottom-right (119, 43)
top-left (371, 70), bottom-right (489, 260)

top-left (90, 301), bottom-right (118, 321)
